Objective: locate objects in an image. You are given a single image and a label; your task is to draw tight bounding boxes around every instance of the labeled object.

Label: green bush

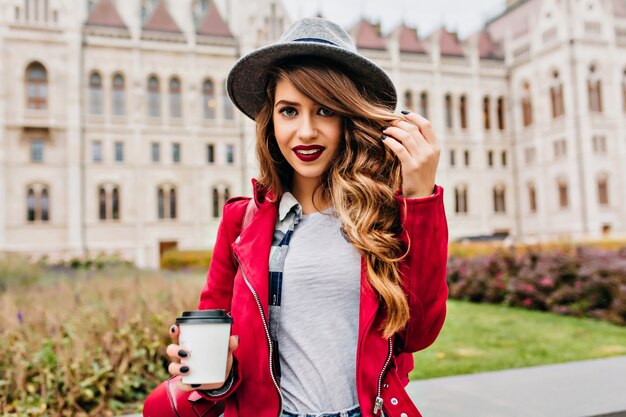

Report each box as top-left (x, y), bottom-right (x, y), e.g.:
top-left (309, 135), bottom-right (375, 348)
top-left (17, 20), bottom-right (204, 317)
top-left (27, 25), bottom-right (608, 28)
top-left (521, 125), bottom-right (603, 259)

top-left (160, 250), bottom-right (212, 271)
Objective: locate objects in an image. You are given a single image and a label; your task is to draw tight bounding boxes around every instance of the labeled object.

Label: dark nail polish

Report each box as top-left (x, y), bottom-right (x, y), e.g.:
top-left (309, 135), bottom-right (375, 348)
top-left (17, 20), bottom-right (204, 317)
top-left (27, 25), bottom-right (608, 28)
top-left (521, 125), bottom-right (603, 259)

top-left (381, 126), bottom-right (388, 131)
top-left (381, 134), bottom-right (387, 140)
top-left (401, 110), bottom-right (410, 115)
top-left (235, 335), bottom-right (240, 343)
top-left (191, 384), bottom-right (200, 388)
top-left (178, 349), bottom-right (188, 358)
top-left (180, 366), bottom-right (189, 373)
top-left (170, 325), bottom-right (176, 333)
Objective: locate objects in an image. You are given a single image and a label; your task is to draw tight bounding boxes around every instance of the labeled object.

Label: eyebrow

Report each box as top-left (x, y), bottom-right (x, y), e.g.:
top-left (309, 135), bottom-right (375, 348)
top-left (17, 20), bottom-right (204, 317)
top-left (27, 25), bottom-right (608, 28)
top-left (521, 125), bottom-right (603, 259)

top-left (274, 100), bottom-right (300, 108)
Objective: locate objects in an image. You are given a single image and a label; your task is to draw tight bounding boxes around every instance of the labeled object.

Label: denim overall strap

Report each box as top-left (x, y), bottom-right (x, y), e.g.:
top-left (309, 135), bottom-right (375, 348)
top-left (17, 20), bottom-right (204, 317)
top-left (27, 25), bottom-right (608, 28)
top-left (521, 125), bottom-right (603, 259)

top-left (268, 198), bottom-right (303, 374)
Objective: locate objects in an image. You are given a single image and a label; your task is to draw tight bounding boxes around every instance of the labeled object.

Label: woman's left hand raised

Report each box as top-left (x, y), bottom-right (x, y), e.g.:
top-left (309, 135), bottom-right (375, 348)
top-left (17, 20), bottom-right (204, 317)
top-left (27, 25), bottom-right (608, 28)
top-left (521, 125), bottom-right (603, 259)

top-left (381, 111), bottom-right (440, 199)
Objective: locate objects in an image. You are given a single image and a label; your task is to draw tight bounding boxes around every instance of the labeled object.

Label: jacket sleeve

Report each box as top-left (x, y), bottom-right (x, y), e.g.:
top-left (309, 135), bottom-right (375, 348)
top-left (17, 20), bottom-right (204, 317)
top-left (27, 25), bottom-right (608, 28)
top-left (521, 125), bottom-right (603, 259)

top-left (197, 197), bottom-right (249, 311)
top-left (394, 185), bottom-right (449, 354)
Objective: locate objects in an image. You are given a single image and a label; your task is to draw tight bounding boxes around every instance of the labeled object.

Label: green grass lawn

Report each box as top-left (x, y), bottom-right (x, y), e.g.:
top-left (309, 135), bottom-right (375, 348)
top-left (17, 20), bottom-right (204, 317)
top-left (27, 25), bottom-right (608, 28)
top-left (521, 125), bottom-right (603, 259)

top-left (410, 300), bottom-right (626, 380)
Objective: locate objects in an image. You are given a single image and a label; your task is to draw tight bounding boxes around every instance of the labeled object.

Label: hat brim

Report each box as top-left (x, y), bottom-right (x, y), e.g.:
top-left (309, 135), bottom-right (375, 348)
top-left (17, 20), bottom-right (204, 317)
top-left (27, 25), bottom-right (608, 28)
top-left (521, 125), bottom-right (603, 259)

top-left (226, 41), bottom-right (398, 120)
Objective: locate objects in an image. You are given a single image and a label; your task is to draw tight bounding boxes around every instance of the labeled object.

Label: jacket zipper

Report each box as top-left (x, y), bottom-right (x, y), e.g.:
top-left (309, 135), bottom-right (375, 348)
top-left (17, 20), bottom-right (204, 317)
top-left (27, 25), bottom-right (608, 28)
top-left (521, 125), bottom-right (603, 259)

top-left (233, 252), bottom-right (284, 417)
top-left (373, 337), bottom-right (393, 415)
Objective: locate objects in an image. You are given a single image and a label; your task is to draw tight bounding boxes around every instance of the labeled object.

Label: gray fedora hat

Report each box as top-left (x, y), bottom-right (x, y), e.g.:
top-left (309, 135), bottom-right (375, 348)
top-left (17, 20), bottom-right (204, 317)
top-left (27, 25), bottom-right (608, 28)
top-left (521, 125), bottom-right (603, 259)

top-left (226, 17), bottom-right (397, 120)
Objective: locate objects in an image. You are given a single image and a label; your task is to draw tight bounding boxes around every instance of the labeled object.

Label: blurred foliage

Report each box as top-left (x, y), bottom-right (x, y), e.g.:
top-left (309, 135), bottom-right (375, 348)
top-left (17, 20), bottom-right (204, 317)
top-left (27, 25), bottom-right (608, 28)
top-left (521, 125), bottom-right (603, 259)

top-left (0, 265), bottom-right (202, 416)
top-left (447, 244), bottom-right (626, 325)
top-left (160, 250), bottom-right (212, 271)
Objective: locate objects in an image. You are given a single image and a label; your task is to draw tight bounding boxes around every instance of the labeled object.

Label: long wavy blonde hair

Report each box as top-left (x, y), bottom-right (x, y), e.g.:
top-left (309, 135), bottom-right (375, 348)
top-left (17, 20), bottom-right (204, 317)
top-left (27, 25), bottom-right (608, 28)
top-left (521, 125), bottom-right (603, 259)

top-left (255, 57), bottom-right (410, 338)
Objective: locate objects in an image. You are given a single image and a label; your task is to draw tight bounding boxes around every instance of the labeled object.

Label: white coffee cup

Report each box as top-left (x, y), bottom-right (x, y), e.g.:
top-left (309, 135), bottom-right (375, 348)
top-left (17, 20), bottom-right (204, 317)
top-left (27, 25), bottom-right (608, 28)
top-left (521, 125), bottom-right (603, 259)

top-left (176, 310), bottom-right (233, 385)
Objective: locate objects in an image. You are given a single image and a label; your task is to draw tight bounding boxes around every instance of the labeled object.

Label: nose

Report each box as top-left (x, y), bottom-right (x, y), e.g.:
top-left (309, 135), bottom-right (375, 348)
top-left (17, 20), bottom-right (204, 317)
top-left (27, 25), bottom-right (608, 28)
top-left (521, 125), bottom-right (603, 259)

top-left (297, 114), bottom-right (317, 140)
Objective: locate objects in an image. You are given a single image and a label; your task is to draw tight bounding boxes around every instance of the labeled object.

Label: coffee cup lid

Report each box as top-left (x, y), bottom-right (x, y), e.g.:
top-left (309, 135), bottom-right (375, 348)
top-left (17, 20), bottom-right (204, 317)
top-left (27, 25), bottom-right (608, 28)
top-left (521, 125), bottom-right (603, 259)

top-left (176, 309), bottom-right (232, 324)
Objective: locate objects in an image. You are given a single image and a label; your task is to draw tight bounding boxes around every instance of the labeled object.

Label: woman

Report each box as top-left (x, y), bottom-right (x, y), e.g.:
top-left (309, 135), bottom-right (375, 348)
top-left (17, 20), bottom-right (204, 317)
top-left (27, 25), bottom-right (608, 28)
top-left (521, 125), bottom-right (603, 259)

top-left (143, 17), bottom-right (448, 417)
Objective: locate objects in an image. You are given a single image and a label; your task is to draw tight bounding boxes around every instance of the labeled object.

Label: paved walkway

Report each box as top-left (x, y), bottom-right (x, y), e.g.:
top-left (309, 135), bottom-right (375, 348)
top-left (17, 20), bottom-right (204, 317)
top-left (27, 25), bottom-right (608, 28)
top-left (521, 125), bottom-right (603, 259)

top-left (128, 356), bottom-right (626, 417)
top-left (406, 356), bottom-right (626, 417)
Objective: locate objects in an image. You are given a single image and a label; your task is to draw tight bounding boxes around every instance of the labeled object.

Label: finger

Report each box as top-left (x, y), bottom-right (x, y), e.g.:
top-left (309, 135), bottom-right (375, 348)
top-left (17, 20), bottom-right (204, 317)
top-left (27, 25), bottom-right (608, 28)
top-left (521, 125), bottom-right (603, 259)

top-left (168, 361), bottom-right (191, 377)
top-left (384, 122), bottom-right (423, 155)
top-left (169, 324), bottom-right (179, 342)
top-left (228, 335), bottom-right (239, 353)
top-left (381, 135), bottom-right (414, 166)
top-left (166, 344), bottom-right (188, 361)
top-left (401, 111), bottom-right (438, 146)
top-left (174, 381), bottom-right (227, 392)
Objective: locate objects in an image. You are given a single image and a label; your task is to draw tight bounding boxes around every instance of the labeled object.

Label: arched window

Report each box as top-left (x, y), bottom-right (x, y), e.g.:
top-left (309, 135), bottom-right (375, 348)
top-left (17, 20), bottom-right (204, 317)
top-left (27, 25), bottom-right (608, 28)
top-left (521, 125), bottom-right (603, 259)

top-left (404, 90), bottom-right (413, 111)
top-left (497, 97), bottom-right (505, 130)
top-left (454, 185), bottom-right (468, 214)
top-left (112, 187), bottom-right (120, 220)
top-left (26, 185), bottom-right (50, 222)
top-left (112, 74), bottom-right (125, 116)
top-left (444, 94), bottom-right (453, 128)
top-left (89, 72), bottom-right (103, 115)
top-left (550, 70), bottom-right (565, 118)
top-left (41, 188), bottom-right (49, 221)
top-left (27, 188), bottom-right (36, 221)
top-left (223, 86), bottom-right (234, 120)
top-left (169, 77), bottom-right (182, 118)
top-left (527, 183), bottom-right (537, 213)
top-left (521, 82), bottom-right (533, 127)
top-left (597, 175), bottom-right (609, 206)
top-left (26, 62), bottom-right (48, 110)
top-left (147, 75), bottom-right (161, 117)
top-left (41, 187), bottom-right (50, 222)
top-left (557, 177), bottom-right (569, 209)
top-left (211, 186), bottom-right (231, 218)
top-left (203, 79), bottom-right (216, 119)
top-left (419, 91), bottom-right (429, 118)
top-left (587, 64), bottom-right (602, 113)
top-left (169, 188), bottom-right (177, 219)
top-left (493, 185), bottom-right (506, 213)
top-left (212, 187), bottom-right (219, 218)
top-left (99, 187), bottom-right (107, 220)
top-left (158, 187), bottom-right (165, 219)
top-left (459, 95), bottom-right (467, 129)
top-left (157, 185), bottom-right (177, 219)
top-left (483, 96), bottom-right (491, 130)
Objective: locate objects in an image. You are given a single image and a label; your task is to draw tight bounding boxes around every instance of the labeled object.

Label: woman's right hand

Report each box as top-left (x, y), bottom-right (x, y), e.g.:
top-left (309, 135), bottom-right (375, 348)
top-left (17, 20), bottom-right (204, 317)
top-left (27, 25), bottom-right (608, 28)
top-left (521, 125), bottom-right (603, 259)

top-left (166, 324), bottom-right (239, 392)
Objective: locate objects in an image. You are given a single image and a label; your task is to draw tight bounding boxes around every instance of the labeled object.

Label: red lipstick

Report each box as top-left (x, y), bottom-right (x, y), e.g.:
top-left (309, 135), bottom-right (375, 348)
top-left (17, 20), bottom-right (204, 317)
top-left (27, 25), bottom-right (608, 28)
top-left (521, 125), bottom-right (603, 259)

top-left (292, 145), bottom-right (325, 162)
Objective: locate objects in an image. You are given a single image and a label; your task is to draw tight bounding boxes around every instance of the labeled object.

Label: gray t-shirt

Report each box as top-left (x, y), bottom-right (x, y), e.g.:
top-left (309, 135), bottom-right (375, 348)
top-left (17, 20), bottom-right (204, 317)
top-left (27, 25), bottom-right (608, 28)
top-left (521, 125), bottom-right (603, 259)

top-left (278, 208), bottom-right (362, 413)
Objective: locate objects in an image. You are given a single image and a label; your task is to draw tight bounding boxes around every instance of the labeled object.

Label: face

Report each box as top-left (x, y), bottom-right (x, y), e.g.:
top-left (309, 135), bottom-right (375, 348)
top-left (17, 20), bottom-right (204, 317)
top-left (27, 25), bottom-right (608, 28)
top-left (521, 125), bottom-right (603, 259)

top-left (272, 77), bottom-right (343, 188)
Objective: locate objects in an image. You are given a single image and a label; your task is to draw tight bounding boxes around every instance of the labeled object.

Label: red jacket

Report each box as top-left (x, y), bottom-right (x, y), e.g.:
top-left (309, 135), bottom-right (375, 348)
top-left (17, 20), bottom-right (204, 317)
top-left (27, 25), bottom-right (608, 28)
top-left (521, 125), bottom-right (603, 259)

top-left (144, 178), bottom-right (449, 417)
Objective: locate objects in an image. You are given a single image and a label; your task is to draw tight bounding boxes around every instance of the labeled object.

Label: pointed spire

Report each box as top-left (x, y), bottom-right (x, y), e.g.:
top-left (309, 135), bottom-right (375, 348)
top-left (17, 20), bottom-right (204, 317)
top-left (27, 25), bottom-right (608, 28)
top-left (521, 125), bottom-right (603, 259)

top-left (143, 0), bottom-right (182, 33)
top-left (197, 2), bottom-right (233, 37)
top-left (398, 24), bottom-right (425, 53)
top-left (354, 19), bottom-right (386, 50)
top-left (85, 0), bottom-right (127, 29)
top-left (477, 30), bottom-right (503, 60)
top-left (439, 28), bottom-right (464, 57)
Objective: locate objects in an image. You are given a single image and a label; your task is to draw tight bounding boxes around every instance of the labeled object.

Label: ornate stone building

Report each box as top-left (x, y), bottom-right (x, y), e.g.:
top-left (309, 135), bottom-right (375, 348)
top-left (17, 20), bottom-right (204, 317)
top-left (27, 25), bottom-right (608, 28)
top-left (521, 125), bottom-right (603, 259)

top-left (1, 0), bottom-right (625, 268)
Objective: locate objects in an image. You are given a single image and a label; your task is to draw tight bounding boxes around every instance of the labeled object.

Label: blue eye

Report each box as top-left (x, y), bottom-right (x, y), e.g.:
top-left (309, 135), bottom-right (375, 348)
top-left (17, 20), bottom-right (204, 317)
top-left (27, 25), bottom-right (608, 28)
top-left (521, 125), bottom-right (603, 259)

top-left (280, 107), bottom-right (297, 117)
top-left (319, 107), bottom-right (335, 117)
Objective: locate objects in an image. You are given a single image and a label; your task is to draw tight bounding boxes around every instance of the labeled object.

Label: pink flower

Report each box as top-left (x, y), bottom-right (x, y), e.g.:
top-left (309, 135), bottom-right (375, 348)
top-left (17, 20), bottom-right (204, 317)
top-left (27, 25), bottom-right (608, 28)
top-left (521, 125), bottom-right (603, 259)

top-left (539, 277), bottom-right (554, 288)
top-left (523, 298), bottom-right (532, 306)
